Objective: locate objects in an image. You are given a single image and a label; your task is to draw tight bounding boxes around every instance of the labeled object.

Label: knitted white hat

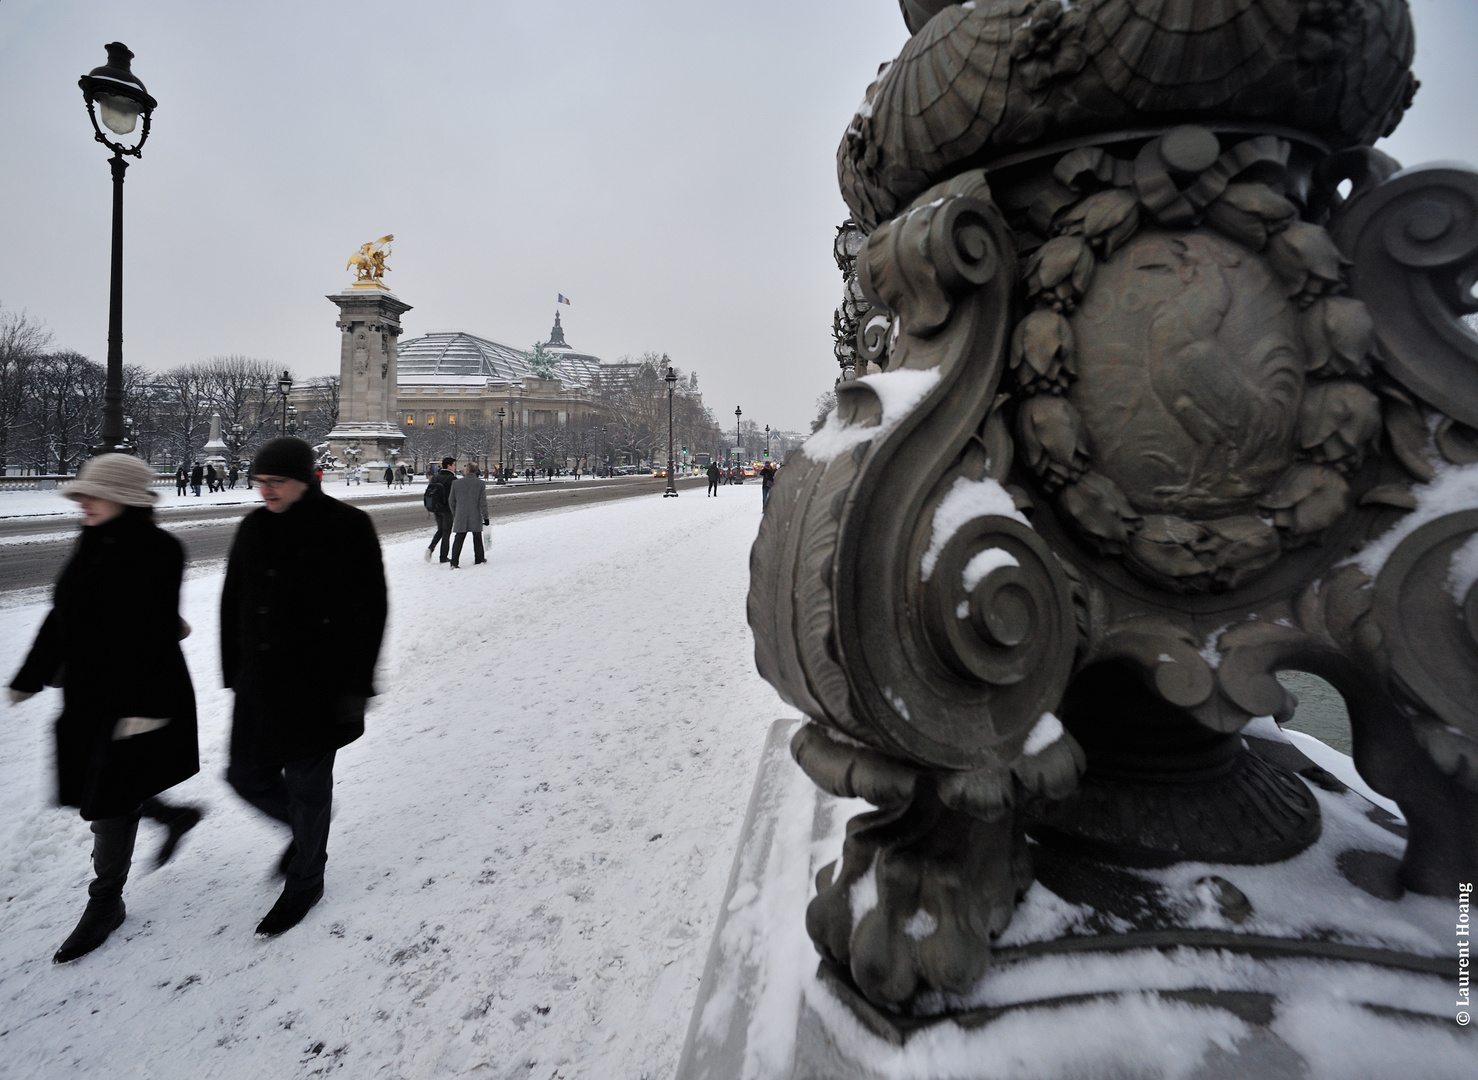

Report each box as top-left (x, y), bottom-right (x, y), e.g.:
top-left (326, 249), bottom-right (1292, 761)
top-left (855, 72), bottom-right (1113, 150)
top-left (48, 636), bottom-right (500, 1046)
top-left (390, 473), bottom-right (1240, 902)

top-left (62, 454), bottom-right (158, 507)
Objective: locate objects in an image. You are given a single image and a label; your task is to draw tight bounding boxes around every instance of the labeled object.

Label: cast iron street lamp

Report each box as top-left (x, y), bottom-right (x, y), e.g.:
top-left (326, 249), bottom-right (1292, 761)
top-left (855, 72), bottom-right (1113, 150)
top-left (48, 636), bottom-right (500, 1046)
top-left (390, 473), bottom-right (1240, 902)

top-left (664, 365), bottom-right (679, 498)
top-left (496, 407), bottom-right (506, 484)
top-left (286, 405), bottom-right (298, 437)
top-left (765, 423), bottom-right (771, 460)
top-left (79, 42), bottom-right (157, 457)
top-left (734, 405), bottom-right (742, 469)
top-left (277, 369), bottom-right (293, 433)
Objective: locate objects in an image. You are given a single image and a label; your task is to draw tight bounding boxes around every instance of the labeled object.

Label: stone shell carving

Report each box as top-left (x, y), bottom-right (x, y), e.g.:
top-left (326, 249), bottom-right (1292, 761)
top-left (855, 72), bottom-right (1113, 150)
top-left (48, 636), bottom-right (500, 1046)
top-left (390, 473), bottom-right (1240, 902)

top-left (840, 0), bottom-right (1417, 230)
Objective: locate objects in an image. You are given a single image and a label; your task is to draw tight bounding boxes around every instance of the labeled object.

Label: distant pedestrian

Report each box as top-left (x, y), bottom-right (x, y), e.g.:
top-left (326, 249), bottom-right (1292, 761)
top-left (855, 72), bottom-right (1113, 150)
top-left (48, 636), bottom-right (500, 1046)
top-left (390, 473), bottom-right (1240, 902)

top-left (228, 464), bottom-right (239, 490)
top-left (190, 462), bottom-right (204, 497)
top-left (760, 462), bottom-right (776, 509)
top-left (383, 465), bottom-right (393, 485)
top-left (8, 454), bottom-right (203, 964)
top-left (447, 463), bottom-right (490, 569)
top-left (205, 464), bottom-right (219, 493)
top-left (395, 464), bottom-right (406, 488)
top-left (423, 456), bottom-right (457, 563)
top-left (221, 437), bottom-right (387, 937)
top-left (175, 464), bottom-right (188, 497)
top-left (354, 465), bottom-right (362, 486)
top-left (706, 461), bottom-right (720, 497)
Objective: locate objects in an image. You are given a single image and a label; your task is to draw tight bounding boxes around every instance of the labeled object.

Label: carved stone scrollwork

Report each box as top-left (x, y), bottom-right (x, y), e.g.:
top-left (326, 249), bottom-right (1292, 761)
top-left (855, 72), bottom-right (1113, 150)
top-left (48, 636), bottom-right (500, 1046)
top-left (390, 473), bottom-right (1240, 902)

top-left (1331, 165), bottom-right (1478, 428)
top-left (749, 170), bottom-right (1086, 1008)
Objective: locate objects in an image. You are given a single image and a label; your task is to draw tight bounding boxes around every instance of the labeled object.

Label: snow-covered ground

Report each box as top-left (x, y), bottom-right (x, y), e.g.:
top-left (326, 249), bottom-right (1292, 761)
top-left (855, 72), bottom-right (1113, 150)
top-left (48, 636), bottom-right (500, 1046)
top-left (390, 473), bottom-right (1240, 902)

top-left (0, 483), bottom-right (786, 1078)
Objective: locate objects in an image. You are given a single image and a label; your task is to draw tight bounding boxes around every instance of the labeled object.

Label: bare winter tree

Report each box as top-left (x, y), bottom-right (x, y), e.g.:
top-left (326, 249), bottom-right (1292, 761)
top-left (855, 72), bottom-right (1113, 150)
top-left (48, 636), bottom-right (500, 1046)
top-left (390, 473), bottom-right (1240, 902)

top-left (155, 365), bottom-right (211, 467)
top-left (199, 355), bottom-right (280, 458)
top-left (0, 304), bottom-right (53, 472)
top-left (31, 351), bottom-right (106, 472)
top-left (301, 375), bottom-right (340, 448)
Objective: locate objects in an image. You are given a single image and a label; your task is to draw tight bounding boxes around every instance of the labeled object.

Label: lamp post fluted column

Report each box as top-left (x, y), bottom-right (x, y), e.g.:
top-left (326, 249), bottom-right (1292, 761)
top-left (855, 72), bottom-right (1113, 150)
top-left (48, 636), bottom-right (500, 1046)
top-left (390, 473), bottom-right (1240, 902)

top-left (664, 365), bottom-right (678, 497)
top-left (734, 405), bottom-right (742, 475)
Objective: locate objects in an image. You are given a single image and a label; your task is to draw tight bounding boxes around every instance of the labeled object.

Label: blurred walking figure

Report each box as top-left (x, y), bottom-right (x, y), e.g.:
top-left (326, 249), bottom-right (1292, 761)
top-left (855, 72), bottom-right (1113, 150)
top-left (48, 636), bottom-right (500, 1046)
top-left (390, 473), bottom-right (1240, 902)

top-left (760, 462), bottom-right (776, 509)
top-left (190, 462), bottom-right (203, 497)
top-left (220, 438), bottom-right (386, 936)
top-left (175, 464), bottom-right (188, 496)
top-left (8, 455), bottom-right (202, 964)
top-left (205, 463), bottom-right (219, 493)
top-left (706, 460), bottom-right (720, 497)
top-left (228, 463), bottom-right (240, 490)
top-left (423, 456), bottom-right (456, 563)
top-left (448, 463), bottom-right (490, 568)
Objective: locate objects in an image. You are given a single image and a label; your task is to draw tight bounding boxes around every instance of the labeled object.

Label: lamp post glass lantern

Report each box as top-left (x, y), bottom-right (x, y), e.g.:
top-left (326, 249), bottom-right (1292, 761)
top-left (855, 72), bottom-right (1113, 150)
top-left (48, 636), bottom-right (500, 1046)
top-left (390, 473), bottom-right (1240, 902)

top-left (734, 406), bottom-right (742, 470)
top-left (79, 42), bottom-right (157, 458)
top-left (664, 365), bottom-right (679, 497)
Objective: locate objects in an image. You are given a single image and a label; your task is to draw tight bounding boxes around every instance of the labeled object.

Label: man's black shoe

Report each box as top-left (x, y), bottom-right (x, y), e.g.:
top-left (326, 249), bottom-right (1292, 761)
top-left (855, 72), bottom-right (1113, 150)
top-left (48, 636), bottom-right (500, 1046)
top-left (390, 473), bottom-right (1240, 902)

top-left (255, 882), bottom-right (324, 936)
top-left (154, 806), bottom-right (202, 868)
top-left (53, 899), bottom-right (125, 963)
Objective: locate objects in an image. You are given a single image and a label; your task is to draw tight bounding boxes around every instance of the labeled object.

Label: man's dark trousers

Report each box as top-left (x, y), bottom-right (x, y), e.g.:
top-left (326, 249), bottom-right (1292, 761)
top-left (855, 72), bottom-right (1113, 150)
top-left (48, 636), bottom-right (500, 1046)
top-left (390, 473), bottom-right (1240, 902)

top-left (450, 530), bottom-right (485, 566)
top-left (428, 511), bottom-right (454, 562)
top-left (226, 751), bottom-right (336, 891)
top-left (708, 477), bottom-right (719, 496)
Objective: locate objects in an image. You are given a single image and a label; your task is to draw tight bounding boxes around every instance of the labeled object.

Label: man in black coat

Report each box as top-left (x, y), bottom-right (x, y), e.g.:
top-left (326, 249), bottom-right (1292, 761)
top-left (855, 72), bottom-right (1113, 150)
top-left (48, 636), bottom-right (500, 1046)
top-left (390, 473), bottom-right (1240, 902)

top-left (221, 438), bottom-right (387, 936)
top-left (423, 455), bottom-right (456, 563)
top-left (706, 460), bottom-right (720, 497)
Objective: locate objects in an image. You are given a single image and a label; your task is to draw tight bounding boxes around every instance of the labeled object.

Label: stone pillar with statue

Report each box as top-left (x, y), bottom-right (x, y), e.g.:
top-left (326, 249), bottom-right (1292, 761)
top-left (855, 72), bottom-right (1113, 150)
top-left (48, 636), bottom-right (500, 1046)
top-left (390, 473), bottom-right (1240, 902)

top-left (326, 234), bottom-right (410, 478)
top-left (680, 1), bottom-right (1478, 1076)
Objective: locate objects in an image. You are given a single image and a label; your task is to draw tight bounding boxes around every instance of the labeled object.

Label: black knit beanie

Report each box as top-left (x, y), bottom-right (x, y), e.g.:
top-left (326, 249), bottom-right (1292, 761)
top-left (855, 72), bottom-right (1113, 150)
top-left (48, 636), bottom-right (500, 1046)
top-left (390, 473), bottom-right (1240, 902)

top-left (250, 437), bottom-right (317, 484)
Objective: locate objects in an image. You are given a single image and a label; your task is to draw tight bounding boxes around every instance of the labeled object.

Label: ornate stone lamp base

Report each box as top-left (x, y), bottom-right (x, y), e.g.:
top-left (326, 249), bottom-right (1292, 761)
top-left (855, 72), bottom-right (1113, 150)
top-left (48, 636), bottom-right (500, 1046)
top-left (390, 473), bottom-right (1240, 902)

top-left (676, 721), bottom-right (1470, 1080)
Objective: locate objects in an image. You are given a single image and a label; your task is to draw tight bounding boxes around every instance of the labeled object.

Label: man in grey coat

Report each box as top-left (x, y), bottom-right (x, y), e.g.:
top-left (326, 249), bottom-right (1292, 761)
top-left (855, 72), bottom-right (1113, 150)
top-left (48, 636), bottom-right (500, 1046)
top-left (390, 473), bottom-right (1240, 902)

top-left (447, 463), bottom-right (490, 568)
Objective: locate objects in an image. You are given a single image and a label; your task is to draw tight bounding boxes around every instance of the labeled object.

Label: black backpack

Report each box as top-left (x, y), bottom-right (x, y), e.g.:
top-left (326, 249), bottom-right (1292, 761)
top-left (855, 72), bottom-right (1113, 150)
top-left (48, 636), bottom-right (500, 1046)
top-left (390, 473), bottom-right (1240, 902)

top-left (423, 477), bottom-right (447, 513)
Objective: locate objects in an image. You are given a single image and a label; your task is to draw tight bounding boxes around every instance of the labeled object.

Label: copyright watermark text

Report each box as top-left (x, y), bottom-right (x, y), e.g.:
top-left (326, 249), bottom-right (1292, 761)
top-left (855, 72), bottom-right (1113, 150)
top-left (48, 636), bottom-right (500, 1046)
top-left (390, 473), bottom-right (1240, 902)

top-left (1458, 881), bottom-right (1472, 1026)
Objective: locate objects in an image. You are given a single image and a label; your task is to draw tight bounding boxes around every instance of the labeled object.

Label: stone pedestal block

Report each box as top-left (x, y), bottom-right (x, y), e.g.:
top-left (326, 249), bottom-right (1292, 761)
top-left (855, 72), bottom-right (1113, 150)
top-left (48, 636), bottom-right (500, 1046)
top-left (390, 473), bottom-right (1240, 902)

top-left (326, 285), bottom-right (411, 474)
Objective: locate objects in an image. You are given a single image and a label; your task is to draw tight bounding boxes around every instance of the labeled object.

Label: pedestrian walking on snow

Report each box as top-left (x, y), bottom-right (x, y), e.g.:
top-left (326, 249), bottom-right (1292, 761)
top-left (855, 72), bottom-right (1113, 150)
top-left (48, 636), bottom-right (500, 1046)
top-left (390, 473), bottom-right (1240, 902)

top-left (423, 456), bottom-right (457, 562)
top-left (205, 464), bottom-right (219, 493)
top-left (706, 461), bottom-right (720, 497)
top-left (448, 463), bottom-right (490, 568)
top-left (190, 462), bottom-right (204, 497)
top-left (8, 454), bottom-right (203, 964)
top-left (760, 462), bottom-right (776, 509)
top-left (220, 438), bottom-right (387, 936)
top-left (175, 464), bottom-right (188, 496)
top-left (228, 464), bottom-right (239, 490)
top-left (383, 465), bottom-right (393, 485)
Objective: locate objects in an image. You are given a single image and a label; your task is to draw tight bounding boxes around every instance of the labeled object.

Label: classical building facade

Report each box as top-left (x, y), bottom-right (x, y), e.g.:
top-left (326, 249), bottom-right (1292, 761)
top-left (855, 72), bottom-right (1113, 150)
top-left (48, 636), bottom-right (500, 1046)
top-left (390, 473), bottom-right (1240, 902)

top-left (390, 313), bottom-right (648, 470)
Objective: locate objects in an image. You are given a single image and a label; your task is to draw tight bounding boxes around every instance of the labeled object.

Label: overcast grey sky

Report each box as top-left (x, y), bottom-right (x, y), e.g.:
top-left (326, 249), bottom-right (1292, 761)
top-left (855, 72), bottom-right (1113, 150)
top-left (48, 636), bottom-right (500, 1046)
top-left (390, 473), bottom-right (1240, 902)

top-left (2, 1), bottom-right (1474, 433)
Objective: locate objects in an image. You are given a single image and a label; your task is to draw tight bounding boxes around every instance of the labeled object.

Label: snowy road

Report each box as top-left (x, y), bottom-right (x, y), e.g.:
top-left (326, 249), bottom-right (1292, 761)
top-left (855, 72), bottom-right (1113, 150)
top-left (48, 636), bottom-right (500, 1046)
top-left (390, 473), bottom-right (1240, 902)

top-left (0, 483), bottom-right (789, 1079)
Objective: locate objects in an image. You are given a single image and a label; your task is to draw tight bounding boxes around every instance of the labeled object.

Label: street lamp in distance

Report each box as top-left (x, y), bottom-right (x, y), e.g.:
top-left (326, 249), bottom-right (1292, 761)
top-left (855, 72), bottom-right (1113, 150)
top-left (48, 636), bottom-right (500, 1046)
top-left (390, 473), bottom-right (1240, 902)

top-left (664, 365), bottom-right (679, 498)
top-left (764, 424), bottom-right (771, 460)
top-left (277, 370), bottom-right (293, 434)
top-left (496, 407), bottom-right (506, 484)
top-left (734, 405), bottom-right (742, 469)
top-left (79, 42), bottom-right (157, 458)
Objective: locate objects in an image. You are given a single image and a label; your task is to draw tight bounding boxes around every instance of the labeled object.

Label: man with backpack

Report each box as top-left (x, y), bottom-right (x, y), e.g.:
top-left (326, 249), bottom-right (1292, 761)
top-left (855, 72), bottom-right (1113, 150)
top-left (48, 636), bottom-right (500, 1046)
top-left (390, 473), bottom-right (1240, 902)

top-left (423, 456), bottom-right (457, 563)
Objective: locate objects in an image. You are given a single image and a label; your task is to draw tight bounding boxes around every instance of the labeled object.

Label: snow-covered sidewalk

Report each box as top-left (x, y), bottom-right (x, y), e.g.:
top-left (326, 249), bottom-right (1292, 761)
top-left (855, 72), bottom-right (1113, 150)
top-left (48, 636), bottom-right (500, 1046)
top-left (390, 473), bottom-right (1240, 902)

top-left (0, 483), bottom-right (786, 1078)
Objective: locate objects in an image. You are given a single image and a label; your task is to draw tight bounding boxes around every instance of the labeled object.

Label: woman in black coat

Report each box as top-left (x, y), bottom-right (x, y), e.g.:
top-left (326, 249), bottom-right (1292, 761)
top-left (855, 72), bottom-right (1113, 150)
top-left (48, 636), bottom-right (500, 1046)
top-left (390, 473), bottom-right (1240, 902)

top-left (8, 455), bottom-right (202, 963)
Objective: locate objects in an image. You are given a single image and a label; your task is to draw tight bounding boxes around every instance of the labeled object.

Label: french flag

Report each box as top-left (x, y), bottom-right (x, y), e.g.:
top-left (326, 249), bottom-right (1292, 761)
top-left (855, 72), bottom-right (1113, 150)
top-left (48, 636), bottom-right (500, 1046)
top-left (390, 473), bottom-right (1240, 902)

top-left (557, 294), bottom-right (572, 306)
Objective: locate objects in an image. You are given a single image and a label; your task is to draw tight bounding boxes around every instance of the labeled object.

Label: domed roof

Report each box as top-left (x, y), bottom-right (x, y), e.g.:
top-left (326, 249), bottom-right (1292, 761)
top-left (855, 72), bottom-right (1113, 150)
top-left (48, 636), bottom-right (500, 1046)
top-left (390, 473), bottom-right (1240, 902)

top-left (397, 330), bottom-right (606, 388)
